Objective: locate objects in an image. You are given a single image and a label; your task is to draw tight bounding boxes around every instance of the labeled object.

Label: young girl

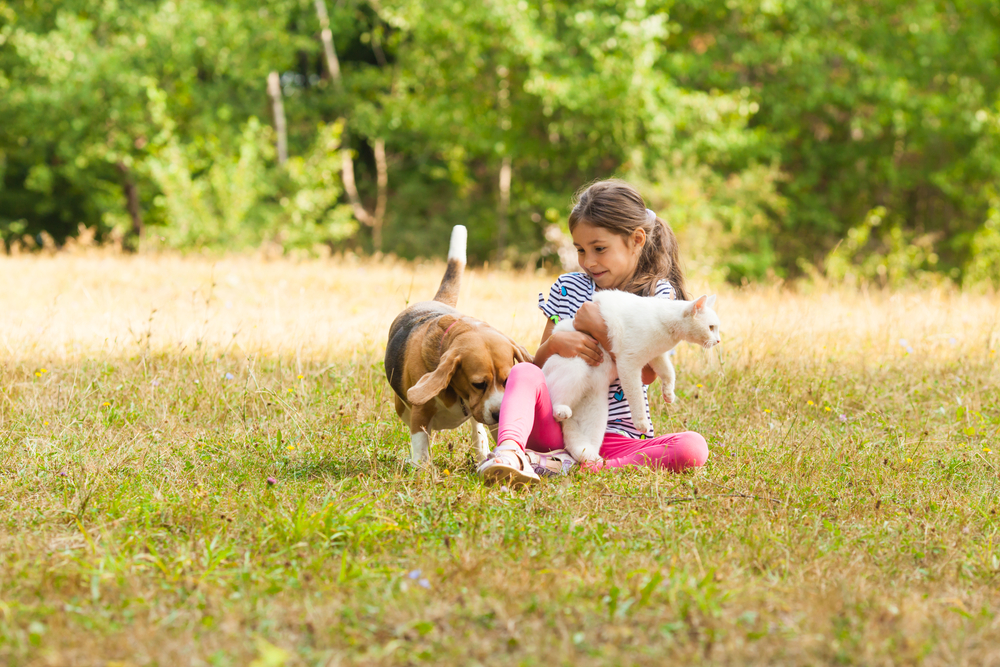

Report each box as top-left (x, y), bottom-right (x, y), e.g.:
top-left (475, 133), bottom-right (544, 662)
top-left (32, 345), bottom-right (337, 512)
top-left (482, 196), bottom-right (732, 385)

top-left (477, 179), bottom-right (710, 485)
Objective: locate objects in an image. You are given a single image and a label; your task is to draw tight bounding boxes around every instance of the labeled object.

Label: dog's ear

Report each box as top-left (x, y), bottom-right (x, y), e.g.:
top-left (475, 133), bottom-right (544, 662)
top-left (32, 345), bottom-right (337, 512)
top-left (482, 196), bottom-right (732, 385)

top-left (407, 349), bottom-right (461, 405)
top-left (502, 333), bottom-right (533, 364)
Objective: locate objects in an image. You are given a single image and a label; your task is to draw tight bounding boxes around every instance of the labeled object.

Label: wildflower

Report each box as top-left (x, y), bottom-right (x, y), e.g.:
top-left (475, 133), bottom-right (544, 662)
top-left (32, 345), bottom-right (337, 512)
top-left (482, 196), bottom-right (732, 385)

top-left (985, 448), bottom-right (992, 454)
top-left (43, 421), bottom-right (49, 426)
top-left (443, 469), bottom-right (451, 476)
top-left (824, 406), bottom-right (832, 412)
top-left (906, 458), bottom-right (912, 463)
top-left (266, 476), bottom-right (277, 486)
top-left (839, 414), bottom-right (847, 423)
top-left (35, 372), bottom-right (41, 377)
top-left (949, 337), bottom-right (958, 346)
top-left (297, 374), bottom-right (304, 379)
top-left (764, 409), bottom-right (771, 414)
top-left (287, 388), bottom-right (293, 393)
top-left (696, 384), bottom-right (704, 388)
top-left (41, 369), bottom-right (47, 373)
top-left (101, 402), bottom-right (110, 407)
top-left (287, 445), bottom-right (295, 451)
top-left (899, 338), bottom-right (909, 347)
top-left (407, 569), bottom-right (422, 580)
top-left (151, 379), bottom-right (160, 387)
top-left (418, 578), bottom-right (431, 589)
top-left (807, 400), bottom-right (815, 406)
top-left (224, 372), bottom-right (235, 380)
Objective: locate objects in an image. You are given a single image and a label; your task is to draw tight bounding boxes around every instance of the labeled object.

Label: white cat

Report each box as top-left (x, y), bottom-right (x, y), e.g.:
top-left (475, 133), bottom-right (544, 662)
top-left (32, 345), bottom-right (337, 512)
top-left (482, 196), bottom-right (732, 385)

top-left (542, 291), bottom-right (721, 463)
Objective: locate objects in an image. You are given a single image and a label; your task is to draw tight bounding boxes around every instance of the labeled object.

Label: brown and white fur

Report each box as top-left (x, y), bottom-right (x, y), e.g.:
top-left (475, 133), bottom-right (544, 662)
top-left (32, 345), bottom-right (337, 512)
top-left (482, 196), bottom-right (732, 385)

top-left (385, 226), bottom-right (532, 466)
top-left (542, 291), bottom-right (721, 462)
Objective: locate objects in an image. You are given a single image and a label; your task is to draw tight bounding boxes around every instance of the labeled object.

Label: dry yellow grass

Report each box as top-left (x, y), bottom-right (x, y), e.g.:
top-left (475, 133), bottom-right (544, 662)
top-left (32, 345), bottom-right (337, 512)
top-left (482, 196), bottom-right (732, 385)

top-left (2, 252), bottom-right (1000, 666)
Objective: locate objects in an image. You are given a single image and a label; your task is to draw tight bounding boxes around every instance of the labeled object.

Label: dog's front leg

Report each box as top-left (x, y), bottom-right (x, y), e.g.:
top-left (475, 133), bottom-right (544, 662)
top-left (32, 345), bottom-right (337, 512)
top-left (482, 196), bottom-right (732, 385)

top-left (647, 352), bottom-right (676, 404)
top-left (617, 357), bottom-right (651, 434)
top-left (470, 421), bottom-right (491, 463)
top-left (409, 404), bottom-right (436, 466)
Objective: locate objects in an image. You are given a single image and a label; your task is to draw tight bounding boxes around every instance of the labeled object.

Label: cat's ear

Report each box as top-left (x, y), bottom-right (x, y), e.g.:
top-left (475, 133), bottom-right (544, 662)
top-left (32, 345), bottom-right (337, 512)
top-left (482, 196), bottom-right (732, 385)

top-left (706, 295), bottom-right (717, 308)
top-left (687, 295), bottom-right (708, 316)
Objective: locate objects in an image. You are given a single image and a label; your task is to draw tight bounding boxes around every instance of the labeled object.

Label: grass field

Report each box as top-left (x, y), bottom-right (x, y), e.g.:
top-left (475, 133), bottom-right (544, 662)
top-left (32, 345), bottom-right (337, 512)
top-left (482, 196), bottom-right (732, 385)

top-left (2, 252), bottom-right (1000, 666)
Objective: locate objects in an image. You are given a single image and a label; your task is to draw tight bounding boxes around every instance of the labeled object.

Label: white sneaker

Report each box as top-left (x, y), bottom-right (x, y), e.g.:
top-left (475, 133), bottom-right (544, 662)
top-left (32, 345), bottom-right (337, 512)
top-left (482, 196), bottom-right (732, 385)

top-left (477, 444), bottom-right (540, 486)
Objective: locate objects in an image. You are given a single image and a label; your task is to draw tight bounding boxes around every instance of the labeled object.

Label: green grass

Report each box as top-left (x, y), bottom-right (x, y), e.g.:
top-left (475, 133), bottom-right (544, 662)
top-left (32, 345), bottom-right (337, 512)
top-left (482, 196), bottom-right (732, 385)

top-left (2, 334), bottom-right (999, 665)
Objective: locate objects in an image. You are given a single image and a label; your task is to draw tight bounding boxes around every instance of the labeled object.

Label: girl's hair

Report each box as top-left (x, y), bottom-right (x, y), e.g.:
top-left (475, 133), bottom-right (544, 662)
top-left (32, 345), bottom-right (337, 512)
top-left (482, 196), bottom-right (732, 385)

top-left (568, 179), bottom-right (688, 300)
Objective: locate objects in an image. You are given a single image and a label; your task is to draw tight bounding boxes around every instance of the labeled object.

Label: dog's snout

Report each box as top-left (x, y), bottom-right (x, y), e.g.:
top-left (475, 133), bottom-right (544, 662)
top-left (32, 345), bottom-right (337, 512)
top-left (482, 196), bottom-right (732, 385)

top-left (491, 409), bottom-right (500, 423)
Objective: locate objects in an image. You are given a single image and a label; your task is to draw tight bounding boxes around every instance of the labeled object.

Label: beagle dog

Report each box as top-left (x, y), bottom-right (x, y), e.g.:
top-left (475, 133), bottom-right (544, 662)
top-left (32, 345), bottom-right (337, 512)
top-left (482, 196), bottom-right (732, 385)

top-left (385, 226), bottom-right (531, 466)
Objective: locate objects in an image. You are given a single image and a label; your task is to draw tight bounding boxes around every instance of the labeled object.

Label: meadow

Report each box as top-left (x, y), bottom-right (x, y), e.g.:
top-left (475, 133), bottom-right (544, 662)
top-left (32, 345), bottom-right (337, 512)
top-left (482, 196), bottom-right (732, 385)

top-left (2, 252), bottom-right (1000, 666)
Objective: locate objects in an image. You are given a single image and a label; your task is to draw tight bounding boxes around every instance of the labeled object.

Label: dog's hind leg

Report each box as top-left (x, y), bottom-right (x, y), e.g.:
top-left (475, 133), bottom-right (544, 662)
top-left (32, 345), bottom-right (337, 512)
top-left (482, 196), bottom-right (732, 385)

top-left (471, 420), bottom-right (491, 463)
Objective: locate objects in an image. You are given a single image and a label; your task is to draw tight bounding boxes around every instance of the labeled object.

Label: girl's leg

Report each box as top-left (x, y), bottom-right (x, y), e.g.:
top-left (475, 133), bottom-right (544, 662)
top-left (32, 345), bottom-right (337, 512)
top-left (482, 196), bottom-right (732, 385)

top-left (479, 363), bottom-right (565, 485)
top-left (496, 362), bottom-right (565, 453)
top-left (588, 431), bottom-right (709, 472)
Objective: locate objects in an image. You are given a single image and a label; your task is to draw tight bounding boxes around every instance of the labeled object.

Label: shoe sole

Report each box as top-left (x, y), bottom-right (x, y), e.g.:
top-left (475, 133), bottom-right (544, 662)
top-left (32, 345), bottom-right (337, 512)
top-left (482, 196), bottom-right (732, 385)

top-left (480, 463), bottom-right (538, 487)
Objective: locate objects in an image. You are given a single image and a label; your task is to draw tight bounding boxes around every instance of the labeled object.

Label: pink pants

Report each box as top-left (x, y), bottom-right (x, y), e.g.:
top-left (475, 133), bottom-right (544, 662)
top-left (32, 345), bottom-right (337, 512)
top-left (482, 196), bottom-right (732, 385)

top-left (497, 363), bottom-right (709, 471)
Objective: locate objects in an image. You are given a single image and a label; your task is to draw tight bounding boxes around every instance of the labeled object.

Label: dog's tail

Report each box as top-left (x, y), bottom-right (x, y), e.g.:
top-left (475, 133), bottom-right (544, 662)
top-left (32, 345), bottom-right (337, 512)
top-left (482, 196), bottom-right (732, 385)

top-left (433, 225), bottom-right (466, 307)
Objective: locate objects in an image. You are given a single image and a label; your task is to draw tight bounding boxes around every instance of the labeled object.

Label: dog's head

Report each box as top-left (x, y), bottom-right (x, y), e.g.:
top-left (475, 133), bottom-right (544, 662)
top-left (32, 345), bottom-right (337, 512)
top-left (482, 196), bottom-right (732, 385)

top-left (406, 317), bottom-right (531, 425)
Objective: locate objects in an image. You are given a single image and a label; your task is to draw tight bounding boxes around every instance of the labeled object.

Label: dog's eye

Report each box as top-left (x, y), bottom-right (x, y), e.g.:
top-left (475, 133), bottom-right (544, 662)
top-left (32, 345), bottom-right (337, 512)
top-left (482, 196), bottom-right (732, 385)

top-left (472, 381), bottom-right (488, 391)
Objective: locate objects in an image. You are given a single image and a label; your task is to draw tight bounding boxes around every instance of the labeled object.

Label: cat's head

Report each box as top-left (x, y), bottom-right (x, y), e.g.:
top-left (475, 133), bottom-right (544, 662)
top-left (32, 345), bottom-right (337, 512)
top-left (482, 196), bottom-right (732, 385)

top-left (684, 295), bottom-right (721, 348)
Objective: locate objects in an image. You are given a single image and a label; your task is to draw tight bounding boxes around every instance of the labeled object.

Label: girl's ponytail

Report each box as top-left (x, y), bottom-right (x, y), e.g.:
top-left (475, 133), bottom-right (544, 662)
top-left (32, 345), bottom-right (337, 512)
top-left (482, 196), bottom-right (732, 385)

top-left (629, 215), bottom-right (688, 300)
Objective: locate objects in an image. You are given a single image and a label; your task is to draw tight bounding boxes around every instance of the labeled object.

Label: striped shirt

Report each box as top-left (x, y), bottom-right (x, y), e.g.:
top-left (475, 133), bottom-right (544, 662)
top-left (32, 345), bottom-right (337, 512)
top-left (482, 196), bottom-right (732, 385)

top-left (538, 272), bottom-right (676, 439)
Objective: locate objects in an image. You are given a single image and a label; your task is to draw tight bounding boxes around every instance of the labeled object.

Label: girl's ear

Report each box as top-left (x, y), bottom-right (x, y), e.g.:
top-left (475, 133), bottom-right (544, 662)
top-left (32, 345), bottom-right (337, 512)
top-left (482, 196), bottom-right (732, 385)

top-left (631, 228), bottom-right (646, 252)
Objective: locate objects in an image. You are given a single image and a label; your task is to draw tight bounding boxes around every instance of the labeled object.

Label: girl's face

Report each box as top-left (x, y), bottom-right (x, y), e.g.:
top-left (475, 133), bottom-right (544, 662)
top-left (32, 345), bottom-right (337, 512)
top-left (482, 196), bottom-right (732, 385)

top-left (572, 221), bottom-right (645, 290)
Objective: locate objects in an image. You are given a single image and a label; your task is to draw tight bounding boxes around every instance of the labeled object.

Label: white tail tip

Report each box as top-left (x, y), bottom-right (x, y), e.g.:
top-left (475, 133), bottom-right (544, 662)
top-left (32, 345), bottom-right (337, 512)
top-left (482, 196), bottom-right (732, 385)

top-left (448, 225), bottom-right (467, 264)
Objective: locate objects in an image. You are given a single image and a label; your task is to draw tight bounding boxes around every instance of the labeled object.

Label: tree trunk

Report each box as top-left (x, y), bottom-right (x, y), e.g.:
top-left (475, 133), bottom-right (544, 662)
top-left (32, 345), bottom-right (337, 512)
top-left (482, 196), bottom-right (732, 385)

top-left (117, 161), bottom-right (144, 246)
top-left (373, 138), bottom-right (387, 252)
top-left (314, 0), bottom-right (389, 252)
top-left (314, 0), bottom-right (343, 90)
top-left (497, 156), bottom-right (512, 260)
top-left (267, 71), bottom-right (288, 165)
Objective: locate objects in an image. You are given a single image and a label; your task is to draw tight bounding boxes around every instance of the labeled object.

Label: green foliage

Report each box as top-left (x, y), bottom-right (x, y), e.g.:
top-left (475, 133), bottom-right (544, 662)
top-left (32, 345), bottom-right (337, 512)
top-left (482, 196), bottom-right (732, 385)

top-left (2, 0), bottom-right (1000, 283)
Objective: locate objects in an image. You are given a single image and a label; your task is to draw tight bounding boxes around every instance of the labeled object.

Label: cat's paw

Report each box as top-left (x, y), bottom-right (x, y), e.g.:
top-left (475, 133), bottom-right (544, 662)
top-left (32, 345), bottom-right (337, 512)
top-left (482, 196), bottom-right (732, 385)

top-left (575, 446), bottom-right (602, 463)
top-left (553, 405), bottom-right (573, 421)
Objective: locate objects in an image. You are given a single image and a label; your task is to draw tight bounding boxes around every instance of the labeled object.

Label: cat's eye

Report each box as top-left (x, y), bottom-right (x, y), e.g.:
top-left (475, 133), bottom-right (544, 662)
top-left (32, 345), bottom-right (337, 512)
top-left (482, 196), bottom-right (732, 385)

top-left (710, 325), bottom-right (717, 332)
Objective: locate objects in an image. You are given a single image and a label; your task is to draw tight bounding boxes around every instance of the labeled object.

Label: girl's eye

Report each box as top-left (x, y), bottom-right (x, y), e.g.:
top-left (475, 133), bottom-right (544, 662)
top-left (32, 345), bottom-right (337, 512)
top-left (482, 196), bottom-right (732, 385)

top-left (595, 247), bottom-right (605, 253)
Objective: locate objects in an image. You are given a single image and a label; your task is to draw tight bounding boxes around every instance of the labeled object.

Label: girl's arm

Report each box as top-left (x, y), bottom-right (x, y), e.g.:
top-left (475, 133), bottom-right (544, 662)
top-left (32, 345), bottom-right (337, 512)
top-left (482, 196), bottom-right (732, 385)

top-left (572, 302), bottom-right (658, 385)
top-left (532, 318), bottom-right (605, 368)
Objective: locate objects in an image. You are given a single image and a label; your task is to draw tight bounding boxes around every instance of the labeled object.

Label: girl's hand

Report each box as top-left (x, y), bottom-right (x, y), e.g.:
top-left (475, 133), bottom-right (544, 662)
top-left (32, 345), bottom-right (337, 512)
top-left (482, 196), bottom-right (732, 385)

top-left (549, 331), bottom-right (604, 366)
top-left (573, 302), bottom-right (612, 354)
top-left (641, 364), bottom-right (657, 385)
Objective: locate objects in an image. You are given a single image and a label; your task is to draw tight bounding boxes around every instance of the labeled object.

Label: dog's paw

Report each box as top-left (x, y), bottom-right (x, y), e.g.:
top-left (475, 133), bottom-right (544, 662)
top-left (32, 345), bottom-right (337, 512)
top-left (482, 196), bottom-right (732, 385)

top-left (634, 418), bottom-right (652, 434)
top-left (662, 390), bottom-right (676, 404)
top-left (553, 405), bottom-right (573, 421)
top-left (576, 447), bottom-right (602, 463)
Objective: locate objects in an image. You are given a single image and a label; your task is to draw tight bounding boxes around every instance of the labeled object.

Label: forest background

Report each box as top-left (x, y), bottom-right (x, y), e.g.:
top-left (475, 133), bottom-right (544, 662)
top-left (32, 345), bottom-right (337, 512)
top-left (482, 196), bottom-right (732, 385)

top-left (3, 0), bottom-right (1000, 287)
